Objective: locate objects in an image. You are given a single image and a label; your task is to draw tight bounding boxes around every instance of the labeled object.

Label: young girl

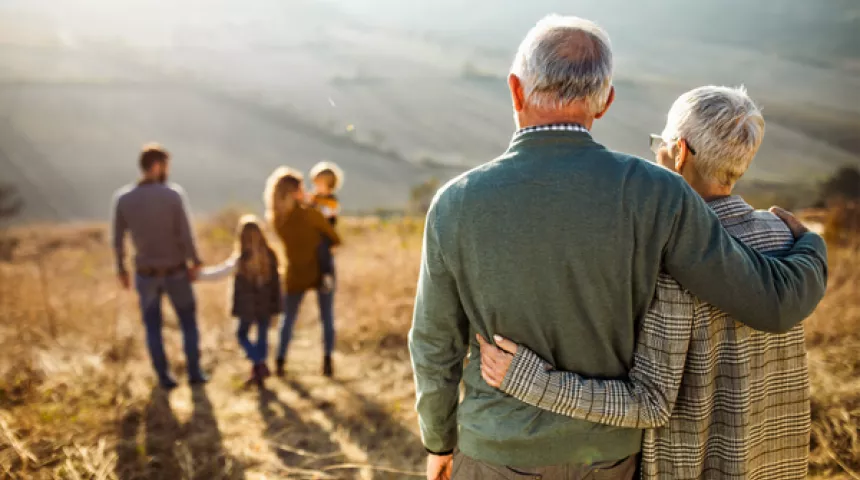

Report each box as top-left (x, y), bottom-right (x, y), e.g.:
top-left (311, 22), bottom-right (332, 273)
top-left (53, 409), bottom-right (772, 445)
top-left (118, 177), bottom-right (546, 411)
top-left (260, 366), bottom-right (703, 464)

top-left (200, 215), bottom-right (282, 386)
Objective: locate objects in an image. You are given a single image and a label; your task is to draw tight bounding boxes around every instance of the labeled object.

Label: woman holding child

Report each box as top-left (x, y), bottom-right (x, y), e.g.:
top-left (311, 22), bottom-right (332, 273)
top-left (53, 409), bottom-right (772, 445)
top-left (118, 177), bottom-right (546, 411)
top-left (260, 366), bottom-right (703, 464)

top-left (264, 164), bottom-right (342, 378)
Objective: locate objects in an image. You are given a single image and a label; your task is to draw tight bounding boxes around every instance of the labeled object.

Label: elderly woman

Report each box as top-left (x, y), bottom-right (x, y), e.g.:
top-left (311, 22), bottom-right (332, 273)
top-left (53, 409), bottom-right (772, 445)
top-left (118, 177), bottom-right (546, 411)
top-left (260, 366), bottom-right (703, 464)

top-left (478, 86), bottom-right (812, 480)
top-left (264, 167), bottom-right (341, 378)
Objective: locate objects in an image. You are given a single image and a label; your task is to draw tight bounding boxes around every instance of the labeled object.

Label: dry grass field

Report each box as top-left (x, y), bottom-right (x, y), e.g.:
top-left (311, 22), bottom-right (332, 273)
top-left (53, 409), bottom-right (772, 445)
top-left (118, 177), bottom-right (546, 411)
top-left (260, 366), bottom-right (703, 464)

top-left (0, 211), bottom-right (858, 479)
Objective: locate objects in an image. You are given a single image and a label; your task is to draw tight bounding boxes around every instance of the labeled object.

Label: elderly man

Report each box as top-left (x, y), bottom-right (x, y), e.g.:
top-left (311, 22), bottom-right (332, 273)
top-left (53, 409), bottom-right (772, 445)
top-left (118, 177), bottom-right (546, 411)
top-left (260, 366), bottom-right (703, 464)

top-left (112, 144), bottom-right (207, 389)
top-left (409, 15), bottom-right (827, 480)
top-left (480, 86), bottom-right (812, 479)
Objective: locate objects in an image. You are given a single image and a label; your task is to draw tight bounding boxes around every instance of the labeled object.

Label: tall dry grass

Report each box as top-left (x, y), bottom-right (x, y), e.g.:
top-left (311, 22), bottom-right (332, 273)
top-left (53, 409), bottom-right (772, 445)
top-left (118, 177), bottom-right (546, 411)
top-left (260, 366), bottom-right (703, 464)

top-left (0, 212), bottom-right (858, 479)
top-left (0, 215), bottom-right (426, 479)
top-left (803, 205), bottom-right (860, 479)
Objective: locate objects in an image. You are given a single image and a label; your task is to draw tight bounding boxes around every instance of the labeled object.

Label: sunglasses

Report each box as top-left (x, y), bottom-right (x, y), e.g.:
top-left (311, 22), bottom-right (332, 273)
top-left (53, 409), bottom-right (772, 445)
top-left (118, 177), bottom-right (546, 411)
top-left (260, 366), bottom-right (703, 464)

top-left (649, 134), bottom-right (696, 156)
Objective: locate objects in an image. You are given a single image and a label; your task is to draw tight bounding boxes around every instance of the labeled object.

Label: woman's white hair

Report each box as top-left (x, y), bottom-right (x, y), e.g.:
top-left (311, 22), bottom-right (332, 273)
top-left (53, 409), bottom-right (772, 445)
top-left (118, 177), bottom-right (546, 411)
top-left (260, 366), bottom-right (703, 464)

top-left (662, 86), bottom-right (765, 187)
top-left (511, 15), bottom-right (614, 116)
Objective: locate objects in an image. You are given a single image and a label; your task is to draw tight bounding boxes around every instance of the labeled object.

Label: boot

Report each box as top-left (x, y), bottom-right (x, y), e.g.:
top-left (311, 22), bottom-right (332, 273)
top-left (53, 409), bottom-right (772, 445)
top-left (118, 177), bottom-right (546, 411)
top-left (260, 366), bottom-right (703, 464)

top-left (276, 357), bottom-right (286, 377)
top-left (254, 364), bottom-right (266, 387)
top-left (189, 372), bottom-right (209, 386)
top-left (158, 374), bottom-right (179, 390)
top-left (245, 364), bottom-right (261, 388)
top-left (323, 354), bottom-right (333, 378)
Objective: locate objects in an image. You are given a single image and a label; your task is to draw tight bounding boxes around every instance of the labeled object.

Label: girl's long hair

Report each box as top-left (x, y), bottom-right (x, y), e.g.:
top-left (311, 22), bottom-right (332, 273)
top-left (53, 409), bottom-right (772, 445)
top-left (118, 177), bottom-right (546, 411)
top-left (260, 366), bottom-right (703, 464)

top-left (264, 166), bottom-right (304, 229)
top-left (234, 215), bottom-right (275, 286)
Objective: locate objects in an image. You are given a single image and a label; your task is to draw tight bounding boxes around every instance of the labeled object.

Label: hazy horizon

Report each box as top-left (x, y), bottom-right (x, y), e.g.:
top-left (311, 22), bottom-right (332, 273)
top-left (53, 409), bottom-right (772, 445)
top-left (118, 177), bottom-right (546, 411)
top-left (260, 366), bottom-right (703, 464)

top-left (1, 0), bottom-right (858, 221)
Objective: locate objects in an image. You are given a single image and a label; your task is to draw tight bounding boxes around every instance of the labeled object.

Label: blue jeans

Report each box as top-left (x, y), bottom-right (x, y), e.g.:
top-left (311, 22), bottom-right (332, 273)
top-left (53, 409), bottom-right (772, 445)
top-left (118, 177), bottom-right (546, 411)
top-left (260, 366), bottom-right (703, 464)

top-left (318, 237), bottom-right (335, 278)
top-left (237, 316), bottom-right (270, 364)
top-left (277, 289), bottom-right (335, 360)
top-left (135, 272), bottom-right (204, 383)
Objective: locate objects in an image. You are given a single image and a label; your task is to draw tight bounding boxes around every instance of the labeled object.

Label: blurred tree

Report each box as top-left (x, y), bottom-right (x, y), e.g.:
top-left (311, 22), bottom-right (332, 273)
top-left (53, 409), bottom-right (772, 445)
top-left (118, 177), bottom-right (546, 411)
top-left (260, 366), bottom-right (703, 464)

top-left (0, 183), bottom-right (21, 261)
top-left (409, 177), bottom-right (441, 215)
top-left (0, 183), bottom-right (22, 220)
top-left (818, 166), bottom-right (860, 206)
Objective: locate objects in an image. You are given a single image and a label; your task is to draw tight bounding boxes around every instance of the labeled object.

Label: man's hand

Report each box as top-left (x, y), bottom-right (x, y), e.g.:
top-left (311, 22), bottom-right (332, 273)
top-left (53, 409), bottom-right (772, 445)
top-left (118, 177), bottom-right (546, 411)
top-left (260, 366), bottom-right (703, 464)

top-left (770, 206), bottom-right (809, 239)
top-left (117, 272), bottom-right (130, 290)
top-left (426, 453), bottom-right (453, 480)
top-left (477, 334), bottom-right (518, 388)
top-left (188, 264), bottom-right (202, 282)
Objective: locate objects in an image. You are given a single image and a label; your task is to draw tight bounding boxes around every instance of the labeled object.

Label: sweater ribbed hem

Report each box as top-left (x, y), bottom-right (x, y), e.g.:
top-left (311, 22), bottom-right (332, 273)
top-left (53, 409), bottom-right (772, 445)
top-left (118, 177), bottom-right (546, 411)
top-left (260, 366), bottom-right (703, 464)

top-left (458, 428), bottom-right (641, 468)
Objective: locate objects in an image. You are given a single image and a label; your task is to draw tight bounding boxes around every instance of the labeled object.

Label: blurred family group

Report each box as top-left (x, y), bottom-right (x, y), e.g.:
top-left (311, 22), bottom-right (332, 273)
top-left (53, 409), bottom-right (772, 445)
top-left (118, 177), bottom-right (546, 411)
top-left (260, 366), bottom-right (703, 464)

top-left (110, 13), bottom-right (833, 480)
top-left (408, 14), bottom-right (828, 480)
top-left (111, 151), bottom-right (345, 388)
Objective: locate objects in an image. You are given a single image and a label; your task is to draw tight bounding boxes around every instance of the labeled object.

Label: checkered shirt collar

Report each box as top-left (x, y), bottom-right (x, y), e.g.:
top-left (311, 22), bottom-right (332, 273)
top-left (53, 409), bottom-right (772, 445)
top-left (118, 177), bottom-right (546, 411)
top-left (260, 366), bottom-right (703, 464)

top-left (515, 123), bottom-right (590, 138)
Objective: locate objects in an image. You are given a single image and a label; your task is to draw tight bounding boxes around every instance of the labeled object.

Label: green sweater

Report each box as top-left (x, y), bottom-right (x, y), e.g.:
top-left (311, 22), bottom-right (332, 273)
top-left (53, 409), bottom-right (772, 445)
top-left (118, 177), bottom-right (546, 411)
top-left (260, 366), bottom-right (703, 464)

top-left (408, 129), bottom-right (828, 468)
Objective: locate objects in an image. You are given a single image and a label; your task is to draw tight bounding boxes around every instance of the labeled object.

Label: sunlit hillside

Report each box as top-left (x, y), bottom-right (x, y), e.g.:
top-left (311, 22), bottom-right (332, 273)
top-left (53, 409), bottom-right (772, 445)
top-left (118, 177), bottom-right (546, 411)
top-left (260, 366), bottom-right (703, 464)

top-left (0, 212), bottom-right (858, 479)
top-left (0, 0), bottom-right (858, 221)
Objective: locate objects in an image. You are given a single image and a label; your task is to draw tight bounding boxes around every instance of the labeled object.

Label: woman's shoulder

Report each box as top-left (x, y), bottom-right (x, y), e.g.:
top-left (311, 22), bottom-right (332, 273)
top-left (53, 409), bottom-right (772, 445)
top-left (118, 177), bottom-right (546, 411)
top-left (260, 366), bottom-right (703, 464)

top-left (299, 203), bottom-right (322, 215)
top-left (300, 204), bottom-right (329, 223)
top-left (279, 204), bottom-right (317, 223)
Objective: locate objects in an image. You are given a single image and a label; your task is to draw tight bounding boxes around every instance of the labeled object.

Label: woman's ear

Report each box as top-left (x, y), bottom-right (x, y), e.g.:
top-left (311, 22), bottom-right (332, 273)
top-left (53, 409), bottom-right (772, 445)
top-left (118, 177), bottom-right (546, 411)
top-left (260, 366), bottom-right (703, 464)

top-left (675, 139), bottom-right (690, 173)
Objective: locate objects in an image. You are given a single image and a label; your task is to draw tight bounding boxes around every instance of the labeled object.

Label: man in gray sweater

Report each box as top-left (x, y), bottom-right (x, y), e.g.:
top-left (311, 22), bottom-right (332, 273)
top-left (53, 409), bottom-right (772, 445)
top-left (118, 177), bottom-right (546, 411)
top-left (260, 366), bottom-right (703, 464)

top-left (112, 143), bottom-right (206, 389)
top-left (409, 15), bottom-right (828, 480)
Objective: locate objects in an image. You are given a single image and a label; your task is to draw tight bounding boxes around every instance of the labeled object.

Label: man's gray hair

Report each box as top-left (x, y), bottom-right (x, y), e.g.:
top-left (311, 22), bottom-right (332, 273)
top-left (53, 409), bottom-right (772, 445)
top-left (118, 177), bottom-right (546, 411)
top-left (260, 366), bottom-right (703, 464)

top-left (511, 15), bottom-right (614, 115)
top-left (662, 86), bottom-right (765, 187)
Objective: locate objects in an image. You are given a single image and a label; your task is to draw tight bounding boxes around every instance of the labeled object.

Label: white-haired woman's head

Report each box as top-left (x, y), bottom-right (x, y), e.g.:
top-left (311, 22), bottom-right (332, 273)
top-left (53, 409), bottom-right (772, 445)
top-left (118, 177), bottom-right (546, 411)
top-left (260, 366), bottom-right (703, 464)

top-left (658, 85), bottom-right (765, 188)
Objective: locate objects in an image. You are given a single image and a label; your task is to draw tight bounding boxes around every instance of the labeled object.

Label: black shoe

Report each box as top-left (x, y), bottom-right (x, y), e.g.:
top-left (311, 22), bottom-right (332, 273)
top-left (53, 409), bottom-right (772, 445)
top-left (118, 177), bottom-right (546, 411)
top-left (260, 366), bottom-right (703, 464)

top-left (189, 373), bottom-right (209, 385)
top-left (246, 364), bottom-right (264, 388)
top-left (276, 358), bottom-right (285, 377)
top-left (323, 355), bottom-right (333, 378)
top-left (159, 376), bottom-right (179, 390)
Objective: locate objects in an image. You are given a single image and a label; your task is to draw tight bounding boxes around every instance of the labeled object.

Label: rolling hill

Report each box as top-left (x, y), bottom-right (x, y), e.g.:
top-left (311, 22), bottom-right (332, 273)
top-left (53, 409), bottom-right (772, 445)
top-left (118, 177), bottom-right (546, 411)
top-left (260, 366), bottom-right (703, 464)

top-left (0, 0), bottom-right (858, 221)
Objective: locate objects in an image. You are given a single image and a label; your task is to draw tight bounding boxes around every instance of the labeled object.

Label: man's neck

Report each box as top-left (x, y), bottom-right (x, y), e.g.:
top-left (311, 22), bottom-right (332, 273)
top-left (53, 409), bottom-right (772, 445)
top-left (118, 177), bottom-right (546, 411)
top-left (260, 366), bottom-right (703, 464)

top-left (516, 111), bottom-right (596, 131)
top-left (139, 175), bottom-right (161, 185)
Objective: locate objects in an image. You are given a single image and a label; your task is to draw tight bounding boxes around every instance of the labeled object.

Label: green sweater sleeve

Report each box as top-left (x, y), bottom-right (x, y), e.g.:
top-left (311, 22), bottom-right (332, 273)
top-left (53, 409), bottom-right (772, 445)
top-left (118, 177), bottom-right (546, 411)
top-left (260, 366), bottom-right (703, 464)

top-left (663, 184), bottom-right (828, 333)
top-left (409, 202), bottom-right (469, 454)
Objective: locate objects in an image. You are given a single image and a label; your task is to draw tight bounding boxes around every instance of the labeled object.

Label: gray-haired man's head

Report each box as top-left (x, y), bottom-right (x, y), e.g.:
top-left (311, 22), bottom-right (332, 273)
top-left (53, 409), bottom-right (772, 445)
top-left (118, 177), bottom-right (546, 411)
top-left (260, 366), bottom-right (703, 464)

top-left (657, 86), bottom-right (765, 190)
top-left (509, 15), bottom-right (615, 125)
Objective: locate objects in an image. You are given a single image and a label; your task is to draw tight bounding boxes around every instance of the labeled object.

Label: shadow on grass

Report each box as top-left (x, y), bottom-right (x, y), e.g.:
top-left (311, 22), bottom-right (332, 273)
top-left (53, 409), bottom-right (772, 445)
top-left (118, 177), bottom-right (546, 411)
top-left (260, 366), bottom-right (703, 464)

top-left (115, 386), bottom-right (245, 480)
top-left (283, 377), bottom-right (424, 478)
top-left (257, 386), bottom-right (345, 477)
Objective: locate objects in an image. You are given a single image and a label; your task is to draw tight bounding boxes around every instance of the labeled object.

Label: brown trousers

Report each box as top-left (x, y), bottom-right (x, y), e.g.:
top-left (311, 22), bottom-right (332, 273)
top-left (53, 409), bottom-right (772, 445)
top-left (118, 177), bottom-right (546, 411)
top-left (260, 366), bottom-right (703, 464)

top-left (451, 452), bottom-right (638, 480)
